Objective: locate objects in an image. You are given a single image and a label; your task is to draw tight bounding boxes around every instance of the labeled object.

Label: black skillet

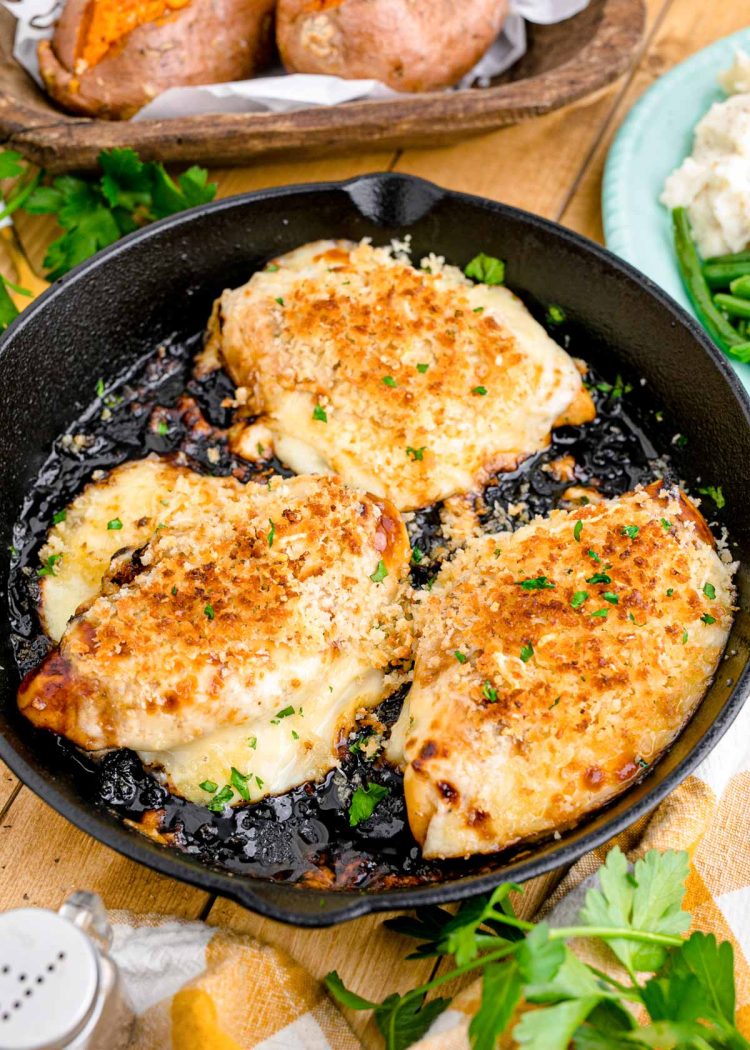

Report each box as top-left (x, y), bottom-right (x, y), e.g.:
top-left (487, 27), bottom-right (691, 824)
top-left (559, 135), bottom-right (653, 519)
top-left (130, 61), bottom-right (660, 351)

top-left (1, 173), bottom-right (749, 927)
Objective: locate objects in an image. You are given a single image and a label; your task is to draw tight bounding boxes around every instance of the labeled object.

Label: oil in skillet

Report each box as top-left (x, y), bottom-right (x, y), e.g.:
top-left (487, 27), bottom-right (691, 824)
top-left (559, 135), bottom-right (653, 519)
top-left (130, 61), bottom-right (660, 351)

top-left (7, 325), bottom-right (675, 889)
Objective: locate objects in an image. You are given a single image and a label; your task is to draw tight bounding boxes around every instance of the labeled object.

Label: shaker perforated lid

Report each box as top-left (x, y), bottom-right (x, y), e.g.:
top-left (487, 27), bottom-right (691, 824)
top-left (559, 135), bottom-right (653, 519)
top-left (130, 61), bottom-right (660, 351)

top-left (0, 908), bottom-right (100, 1050)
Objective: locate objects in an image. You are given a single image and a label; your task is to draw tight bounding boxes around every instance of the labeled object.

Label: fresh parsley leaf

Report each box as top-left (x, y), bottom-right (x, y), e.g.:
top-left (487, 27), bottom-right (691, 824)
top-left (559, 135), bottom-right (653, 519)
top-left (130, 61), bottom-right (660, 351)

top-left (107, 517), bottom-right (123, 530)
top-left (313, 403), bottom-right (327, 422)
top-left (465, 253), bottom-right (505, 286)
top-left (382, 375), bottom-right (397, 387)
top-left (698, 485), bottom-right (726, 510)
top-left (199, 780), bottom-right (217, 793)
top-left (702, 613), bottom-right (717, 625)
top-left (207, 784), bottom-right (233, 811)
top-left (483, 680), bottom-right (498, 702)
top-left (472, 385), bottom-right (488, 396)
top-left (204, 603), bottom-right (215, 620)
top-left (514, 997), bottom-right (602, 1050)
top-left (520, 643), bottom-right (534, 663)
top-left (516, 924), bottom-right (566, 984)
top-left (587, 571), bottom-right (611, 585)
top-left (267, 519), bottom-right (275, 547)
top-left (621, 525), bottom-right (639, 539)
top-left (602, 591), bottom-right (619, 605)
top-left (370, 559), bottom-right (388, 584)
top-left (52, 509), bottom-right (67, 525)
top-left (469, 962), bottom-right (523, 1050)
top-left (349, 782), bottom-right (389, 827)
top-left (37, 553), bottom-right (62, 577)
top-left (411, 545), bottom-right (424, 565)
top-left (547, 304), bottom-right (566, 325)
top-left (517, 576), bottom-right (555, 591)
top-left (230, 766), bottom-right (252, 801)
top-left (574, 520), bottom-right (583, 542)
top-left (416, 362), bottom-right (430, 373)
top-left (454, 650), bottom-right (468, 663)
top-left (571, 591), bottom-right (589, 609)
top-left (703, 582), bottom-right (716, 600)
top-left (406, 446), bottom-right (426, 461)
top-left (0, 150), bottom-right (25, 180)
top-left (274, 705), bottom-right (295, 719)
top-left (581, 847), bottom-right (690, 974)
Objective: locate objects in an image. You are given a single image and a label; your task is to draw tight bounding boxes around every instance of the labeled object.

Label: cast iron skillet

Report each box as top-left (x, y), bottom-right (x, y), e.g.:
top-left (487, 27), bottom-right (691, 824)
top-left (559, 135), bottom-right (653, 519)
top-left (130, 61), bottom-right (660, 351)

top-left (1, 173), bottom-right (749, 927)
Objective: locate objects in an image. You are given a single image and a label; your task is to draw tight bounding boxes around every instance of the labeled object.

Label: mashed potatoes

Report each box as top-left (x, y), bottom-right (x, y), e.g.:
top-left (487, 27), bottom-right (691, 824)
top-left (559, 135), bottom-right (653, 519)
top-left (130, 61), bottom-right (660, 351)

top-left (662, 51), bottom-right (750, 259)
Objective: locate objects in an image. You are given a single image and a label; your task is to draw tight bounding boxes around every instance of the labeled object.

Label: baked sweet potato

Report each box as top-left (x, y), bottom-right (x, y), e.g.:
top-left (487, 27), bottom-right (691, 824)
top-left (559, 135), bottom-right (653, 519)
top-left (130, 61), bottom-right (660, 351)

top-left (38, 0), bottom-right (277, 120)
top-left (276, 0), bottom-right (509, 92)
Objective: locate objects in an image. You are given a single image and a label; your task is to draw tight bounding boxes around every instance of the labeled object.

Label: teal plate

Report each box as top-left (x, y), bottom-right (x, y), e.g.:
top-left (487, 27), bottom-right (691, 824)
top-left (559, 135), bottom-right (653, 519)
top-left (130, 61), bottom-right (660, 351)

top-left (603, 27), bottom-right (750, 392)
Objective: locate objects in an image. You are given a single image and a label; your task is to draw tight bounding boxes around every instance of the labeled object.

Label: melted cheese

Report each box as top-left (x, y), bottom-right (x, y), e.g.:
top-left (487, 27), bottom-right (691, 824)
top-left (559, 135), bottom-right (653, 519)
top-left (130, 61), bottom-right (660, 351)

top-left (388, 484), bottom-right (735, 859)
top-left (206, 239), bottom-right (594, 511)
top-left (39, 458), bottom-right (220, 642)
top-left (22, 465), bottom-right (413, 807)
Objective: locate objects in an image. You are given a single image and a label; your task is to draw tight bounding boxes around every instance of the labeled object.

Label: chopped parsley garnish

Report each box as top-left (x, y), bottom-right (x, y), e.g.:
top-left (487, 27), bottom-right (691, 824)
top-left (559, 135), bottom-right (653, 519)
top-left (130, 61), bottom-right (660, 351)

top-left (416, 363), bottom-right (430, 373)
top-left (107, 518), bottom-right (123, 530)
top-left (370, 559), bottom-right (388, 584)
top-left (37, 553), bottom-right (62, 577)
top-left (382, 375), bottom-right (397, 388)
top-left (274, 705), bottom-right (295, 720)
top-left (199, 780), bottom-right (217, 793)
top-left (549, 695), bottom-right (561, 709)
top-left (682, 629), bottom-right (689, 644)
top-left (621, 525), bottom-right (639, 539)
top-left (655, 409), bottom-right (664, 421)
top-left (603, 591), bottom-right (619, 604)
top-left (472, 385), bottom-right (488, 396)
top-left (573, 520), bottom-right (583, 542)
top-left (411, 546), bottom-right (424, 565)
top-left (473, 306), bottom-right (484, 314)
top-left (454, 651), bottom-right (468, 664)
top-left (52, 509), bottom-right (66, 525)
top-left (171, 585), bottom-right (178, 596)
top-left (546, 304), bottom-right (566, 325)
top-left (628, 612), bottom-right (645, 626)
top-left (8, 545), bottom-right (18, 557)
top-left (406, 446), bottom-right (426, 461)
top-left (586, 571), bottom-right (611, 585)
top-left (703, 582), bottom-right (716, 599)
top-left (591, 608), bottom-right (609, 619)
top-left (571, 591), bottom-right (588, 609)
top-left (312, 403), bottom-right (327, 422)
top-left (464, 253), bottom-right (505, 286)
top-left (516, 575), bottom-right (555, 591)
top-left (95, 377), bottom-right (105, 397)
top-left (266, 263), bottom-right (279, 272)
top-left (274, 296), bottom-right (284, 306)
top-left (701, 613), bottom-right (716, 625)
top-left (698, 485), bottom-right (725, 509)
top-left (255, 775), bottom-right (264, 789)
top-left (267, 519), bottom-right (275, 547)
top-left (597, 374), bottom-right (633, 399)
top-left (482, 680), bottom-right (498, 701)
top-left (207, 785), bottom-right (234, 812)
top-left (666, 588), bottom-right (674, 596)
top-left (674, 434), bottom-right (688, 448)
top-left (661, 518), bottom-right (671, 531)
top-left (291, 729), bottom-right (299, 740)
top-left (156, 419), bottom-right (169, 436)
top-left (520, 644), bottom-right (534, 663)
top-left (636, 757), bottom-right (649, 770)
top-left (204, 603), bottom-right (215, 620)
top-left (588, 549), bottom-right (601, 563)
top-left (248, 735), bottom-right (257, 750)
top-left (349, 783), bottom-right (390, 827)
top-left (230, 767), bottom-right (252, 801)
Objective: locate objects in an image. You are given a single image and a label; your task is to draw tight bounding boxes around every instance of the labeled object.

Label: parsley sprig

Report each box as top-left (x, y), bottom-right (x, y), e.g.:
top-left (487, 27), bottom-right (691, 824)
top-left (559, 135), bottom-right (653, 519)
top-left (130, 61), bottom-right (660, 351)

top-left (0, 147), bottom-right (217, 290)
top-left (327, 848), bottom-right (748, 1050)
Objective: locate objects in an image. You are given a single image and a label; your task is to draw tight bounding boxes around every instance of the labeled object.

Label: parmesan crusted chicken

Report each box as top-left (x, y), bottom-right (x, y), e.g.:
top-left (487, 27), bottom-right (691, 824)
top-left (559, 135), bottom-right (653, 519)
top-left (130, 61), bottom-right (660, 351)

top-left (20, 464), bottom-right (412, 805)
top-left (204, 240), bottom-right (595, 511)
top-left (388, 484), bottom-right (735, 859)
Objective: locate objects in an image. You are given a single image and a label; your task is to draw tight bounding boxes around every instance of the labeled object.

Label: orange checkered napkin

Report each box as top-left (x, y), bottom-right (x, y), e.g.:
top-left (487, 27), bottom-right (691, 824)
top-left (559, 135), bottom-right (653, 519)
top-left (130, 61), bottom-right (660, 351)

top-left (110, 913), bottom-right (359, 1050)
top-left (413, 696), bottom-right (750, 1049)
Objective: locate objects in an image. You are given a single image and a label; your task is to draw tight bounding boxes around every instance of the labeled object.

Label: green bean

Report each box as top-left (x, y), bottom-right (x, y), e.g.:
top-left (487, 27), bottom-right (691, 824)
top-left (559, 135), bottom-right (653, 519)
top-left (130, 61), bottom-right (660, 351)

top-left (672, 208), bottom-right (746, 352)
top-left (703, 260), bottom-right (750, 288)
top-left (729, 275), bottom-right (750, 299)
top-left (713, 293), bottom-right (750, 319)
top-left (705, 249), bottom-right (750, 266)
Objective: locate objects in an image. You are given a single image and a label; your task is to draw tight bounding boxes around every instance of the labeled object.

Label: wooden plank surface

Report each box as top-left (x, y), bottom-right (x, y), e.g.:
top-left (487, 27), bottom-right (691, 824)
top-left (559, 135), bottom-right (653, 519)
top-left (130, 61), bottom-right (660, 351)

top-left (1, 0), bottom-right (732, 1042)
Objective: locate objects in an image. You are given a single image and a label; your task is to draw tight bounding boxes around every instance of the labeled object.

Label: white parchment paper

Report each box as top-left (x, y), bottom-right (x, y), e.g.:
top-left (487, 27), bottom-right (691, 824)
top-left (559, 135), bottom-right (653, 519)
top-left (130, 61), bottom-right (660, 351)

top-left (1, 0), bottom-right (590, 121)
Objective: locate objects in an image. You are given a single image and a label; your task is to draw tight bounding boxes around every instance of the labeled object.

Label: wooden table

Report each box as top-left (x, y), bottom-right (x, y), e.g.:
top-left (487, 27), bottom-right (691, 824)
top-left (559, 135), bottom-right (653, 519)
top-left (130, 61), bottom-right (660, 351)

top-left (1, 0), bottom-right (746, 1043)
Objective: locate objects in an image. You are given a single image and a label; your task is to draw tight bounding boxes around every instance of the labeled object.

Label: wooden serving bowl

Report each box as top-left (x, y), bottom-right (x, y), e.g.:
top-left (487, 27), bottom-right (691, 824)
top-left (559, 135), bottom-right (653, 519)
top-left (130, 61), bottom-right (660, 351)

top-left (0, 0), bottom-right (644, 172)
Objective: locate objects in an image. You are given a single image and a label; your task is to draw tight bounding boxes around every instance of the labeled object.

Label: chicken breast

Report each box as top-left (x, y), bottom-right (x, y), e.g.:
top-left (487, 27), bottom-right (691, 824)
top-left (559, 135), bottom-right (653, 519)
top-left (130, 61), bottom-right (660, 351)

top-left (21, 465), bottom-right (413, 806)
top-left (388, 484), bottom-right (735, 859)
top-left (204, 239), bottom-right (595, 512)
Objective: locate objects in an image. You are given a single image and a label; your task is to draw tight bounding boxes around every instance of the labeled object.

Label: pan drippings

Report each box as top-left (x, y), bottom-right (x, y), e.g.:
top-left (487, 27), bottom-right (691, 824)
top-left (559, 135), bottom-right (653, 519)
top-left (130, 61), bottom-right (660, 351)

top-left (7, 322), bottom-right (673, 889)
